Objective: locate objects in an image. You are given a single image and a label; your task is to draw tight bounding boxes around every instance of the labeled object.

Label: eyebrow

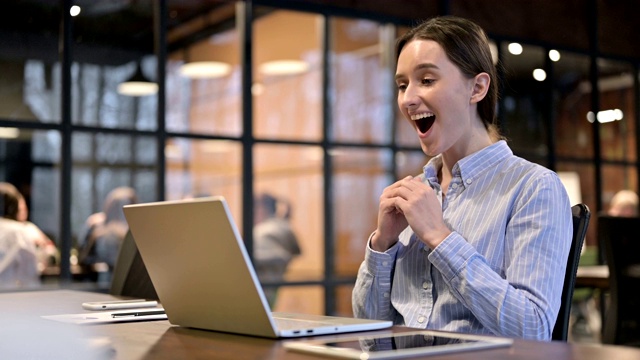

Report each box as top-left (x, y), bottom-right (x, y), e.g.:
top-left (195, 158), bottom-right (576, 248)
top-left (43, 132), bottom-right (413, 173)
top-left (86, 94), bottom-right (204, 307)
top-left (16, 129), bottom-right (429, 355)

top-left (395, 63), bottom-right (439, 81)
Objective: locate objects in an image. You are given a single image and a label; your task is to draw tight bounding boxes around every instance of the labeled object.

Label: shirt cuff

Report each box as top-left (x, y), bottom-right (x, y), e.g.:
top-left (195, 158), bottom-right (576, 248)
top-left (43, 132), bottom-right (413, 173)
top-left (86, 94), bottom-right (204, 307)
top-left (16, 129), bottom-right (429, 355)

top-left (428, 231), bottom-right (476, 281)
top-left (364, 232), bottom-right (399, 277)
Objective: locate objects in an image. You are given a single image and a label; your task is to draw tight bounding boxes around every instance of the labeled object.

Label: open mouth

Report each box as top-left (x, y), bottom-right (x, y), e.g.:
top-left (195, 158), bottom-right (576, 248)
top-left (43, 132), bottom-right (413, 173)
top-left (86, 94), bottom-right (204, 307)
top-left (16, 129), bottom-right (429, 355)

top-left (414, 115), bottom-right (435, 134)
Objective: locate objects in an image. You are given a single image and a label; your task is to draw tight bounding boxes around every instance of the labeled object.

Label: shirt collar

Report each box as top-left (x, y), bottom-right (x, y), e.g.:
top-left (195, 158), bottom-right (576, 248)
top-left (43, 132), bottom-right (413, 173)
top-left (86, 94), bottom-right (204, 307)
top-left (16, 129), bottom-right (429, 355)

top-left (423, 140), bottom-right (512, 187)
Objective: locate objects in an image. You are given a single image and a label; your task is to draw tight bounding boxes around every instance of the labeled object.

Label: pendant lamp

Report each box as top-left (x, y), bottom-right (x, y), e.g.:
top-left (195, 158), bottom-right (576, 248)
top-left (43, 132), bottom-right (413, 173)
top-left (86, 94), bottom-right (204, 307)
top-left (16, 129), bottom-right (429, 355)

top-left (117, 62), bottom-right (158, 96)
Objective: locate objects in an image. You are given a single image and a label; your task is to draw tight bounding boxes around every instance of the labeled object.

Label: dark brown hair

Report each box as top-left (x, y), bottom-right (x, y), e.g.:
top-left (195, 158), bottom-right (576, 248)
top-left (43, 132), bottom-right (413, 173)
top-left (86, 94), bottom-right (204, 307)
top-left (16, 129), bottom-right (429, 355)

top-left (396, 16), bottom-right (501, 139)
top-left (0, 182), bottom-right (22, 220)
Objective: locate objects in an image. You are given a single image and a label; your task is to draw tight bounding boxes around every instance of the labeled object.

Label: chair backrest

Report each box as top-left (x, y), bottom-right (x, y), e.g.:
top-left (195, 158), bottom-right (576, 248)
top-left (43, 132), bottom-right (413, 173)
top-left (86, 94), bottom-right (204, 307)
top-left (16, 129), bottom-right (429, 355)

top-left (599, 214), bottom-right (640, 345)
top-left (552, 203), bottom-right (590, 341)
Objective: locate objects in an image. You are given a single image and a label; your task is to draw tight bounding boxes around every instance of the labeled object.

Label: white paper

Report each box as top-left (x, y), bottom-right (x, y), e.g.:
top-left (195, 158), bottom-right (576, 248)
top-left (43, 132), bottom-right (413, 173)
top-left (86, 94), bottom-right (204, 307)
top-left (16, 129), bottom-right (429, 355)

top-left (42, 307), bottom-right (167, 324)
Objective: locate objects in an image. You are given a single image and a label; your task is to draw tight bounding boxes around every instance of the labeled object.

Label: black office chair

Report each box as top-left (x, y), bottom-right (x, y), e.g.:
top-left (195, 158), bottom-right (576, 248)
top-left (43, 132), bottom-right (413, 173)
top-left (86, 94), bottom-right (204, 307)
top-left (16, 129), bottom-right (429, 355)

top-left (552, 203), bottom-right (591, 341)
top-left (599, 215), bottom-right (640, 346)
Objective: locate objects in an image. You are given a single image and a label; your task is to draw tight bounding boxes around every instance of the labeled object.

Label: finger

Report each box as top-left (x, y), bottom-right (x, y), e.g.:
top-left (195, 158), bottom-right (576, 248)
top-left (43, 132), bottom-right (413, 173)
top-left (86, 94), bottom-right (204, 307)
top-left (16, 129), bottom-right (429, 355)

top-left (380, 196), bottom-right (402, 213)
top-left (402, 177), bottom-right (433, 196)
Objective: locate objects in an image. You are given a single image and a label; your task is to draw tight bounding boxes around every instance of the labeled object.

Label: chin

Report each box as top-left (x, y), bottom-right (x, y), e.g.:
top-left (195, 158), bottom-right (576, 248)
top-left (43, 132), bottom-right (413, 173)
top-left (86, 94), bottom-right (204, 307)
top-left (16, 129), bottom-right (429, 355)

top-left (419, 142), bottom-right (436, 157)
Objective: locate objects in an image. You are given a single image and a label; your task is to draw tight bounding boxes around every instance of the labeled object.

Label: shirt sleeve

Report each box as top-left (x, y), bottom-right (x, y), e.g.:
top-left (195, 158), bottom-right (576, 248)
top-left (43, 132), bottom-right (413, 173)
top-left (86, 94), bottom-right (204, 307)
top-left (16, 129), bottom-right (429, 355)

top-left (429, 172), bottom-right (572, 340)
top-left (352, 232), bottom-right (400, 322)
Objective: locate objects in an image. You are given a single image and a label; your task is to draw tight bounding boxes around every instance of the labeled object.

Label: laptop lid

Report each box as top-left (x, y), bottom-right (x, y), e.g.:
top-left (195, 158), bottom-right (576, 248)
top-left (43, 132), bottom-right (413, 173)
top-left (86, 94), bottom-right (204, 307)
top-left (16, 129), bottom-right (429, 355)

top-left (123, 196), bottom-right (391, 338)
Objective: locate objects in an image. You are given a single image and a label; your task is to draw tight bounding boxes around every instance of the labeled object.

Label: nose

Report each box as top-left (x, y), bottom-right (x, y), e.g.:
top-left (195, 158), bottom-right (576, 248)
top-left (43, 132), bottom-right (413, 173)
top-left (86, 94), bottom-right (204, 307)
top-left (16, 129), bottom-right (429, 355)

top-left (398, 83), bottom-right (419, 110)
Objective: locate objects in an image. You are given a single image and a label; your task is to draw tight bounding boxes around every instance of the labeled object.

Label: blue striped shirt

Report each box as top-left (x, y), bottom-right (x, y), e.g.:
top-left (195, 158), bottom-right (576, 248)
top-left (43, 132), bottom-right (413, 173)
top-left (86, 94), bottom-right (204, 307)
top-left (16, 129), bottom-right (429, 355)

top-left (352, 141), bottom-right (572, 340)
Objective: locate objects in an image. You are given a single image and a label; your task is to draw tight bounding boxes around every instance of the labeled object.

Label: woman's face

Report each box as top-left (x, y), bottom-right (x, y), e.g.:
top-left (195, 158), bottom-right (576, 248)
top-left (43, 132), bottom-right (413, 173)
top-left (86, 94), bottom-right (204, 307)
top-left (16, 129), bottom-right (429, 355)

top-left (395, 39), bottom-right (479, 158)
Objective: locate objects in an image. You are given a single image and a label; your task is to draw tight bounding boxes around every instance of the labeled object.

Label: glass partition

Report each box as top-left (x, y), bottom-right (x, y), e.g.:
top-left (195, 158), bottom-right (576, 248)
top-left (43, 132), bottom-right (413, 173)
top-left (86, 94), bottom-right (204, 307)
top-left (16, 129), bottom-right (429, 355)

top-left (0, 4), bottom-right (60, 123)
top-left (166, 5), bottom-right (241, 136)
top-left (501, 43), bottom-right (548, 158)
top-left (253, 143), bottom-right (324, 312)
top-left (71, 132), bottom-right (157, 284)
top-left (333, 147), bottom-right (392, 276)
top-left (597, 59), bottom-right (636, 162)
top-left (72, 3), bottom-right (157, 129)
top-left (165, 137), bottom-right (242, 208)
top-left (329, 18), bottom-right (394, 144)
top-left (253, 9), bottom-right (322, 141)
top-left (396, 150), bottom-right (430, 179)
top-left (0, 130), bottom-right (61, 288)
top-left (554, 51), bottom-right (593, 159)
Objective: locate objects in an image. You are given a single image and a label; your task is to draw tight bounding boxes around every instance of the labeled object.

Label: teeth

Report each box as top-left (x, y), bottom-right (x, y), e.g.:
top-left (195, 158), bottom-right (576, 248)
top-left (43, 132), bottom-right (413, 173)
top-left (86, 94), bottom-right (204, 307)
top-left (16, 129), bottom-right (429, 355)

top-left (410, 113), bottom-right (434, 121)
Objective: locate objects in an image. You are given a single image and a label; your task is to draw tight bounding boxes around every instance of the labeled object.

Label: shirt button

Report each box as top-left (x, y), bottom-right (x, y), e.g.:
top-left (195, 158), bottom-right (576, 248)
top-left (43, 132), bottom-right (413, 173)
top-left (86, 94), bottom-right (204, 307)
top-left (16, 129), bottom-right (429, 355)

top-left (418, 316), bottom-right (425, 323)
top-left (383, 292), bottom-right (390, 298)
top-left (466, 178), bottom-right (472, 184)
top-left (451, 183), bottom-right (458, 189)
top-left (382, 261), bottom-right (388, 267)
top-left (422, 282), bottom-right (428, 289)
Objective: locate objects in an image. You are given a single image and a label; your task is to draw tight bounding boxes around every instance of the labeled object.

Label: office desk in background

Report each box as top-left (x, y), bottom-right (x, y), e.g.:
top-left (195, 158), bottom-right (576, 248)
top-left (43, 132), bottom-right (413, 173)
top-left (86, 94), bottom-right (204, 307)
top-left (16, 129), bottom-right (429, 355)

top-left (2, 290), bottom-right (640, 359)
top-left (575, 265), bottom-right (609, 290)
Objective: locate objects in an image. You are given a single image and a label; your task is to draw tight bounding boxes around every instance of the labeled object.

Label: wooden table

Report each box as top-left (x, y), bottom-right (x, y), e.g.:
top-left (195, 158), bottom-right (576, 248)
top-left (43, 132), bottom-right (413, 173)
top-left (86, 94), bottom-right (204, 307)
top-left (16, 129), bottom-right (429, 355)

top-left (2, 289), bottom-right (640, 359)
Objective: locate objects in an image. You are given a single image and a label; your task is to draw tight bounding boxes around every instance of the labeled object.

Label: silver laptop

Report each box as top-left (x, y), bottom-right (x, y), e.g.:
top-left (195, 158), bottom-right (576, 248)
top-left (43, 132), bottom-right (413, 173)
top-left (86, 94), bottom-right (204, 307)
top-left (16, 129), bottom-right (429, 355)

top-left (122, 196), bottom-right (392, 338)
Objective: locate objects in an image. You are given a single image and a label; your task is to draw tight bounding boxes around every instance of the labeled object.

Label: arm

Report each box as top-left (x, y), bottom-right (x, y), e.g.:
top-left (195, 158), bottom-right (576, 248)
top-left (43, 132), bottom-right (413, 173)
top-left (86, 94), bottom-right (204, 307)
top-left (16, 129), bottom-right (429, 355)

top-left (352, 232), bottom-right (400, 322)
top-left (430, 173), bottom-right (572, 340)
top-left (353, 176), bottom-right (419, 321)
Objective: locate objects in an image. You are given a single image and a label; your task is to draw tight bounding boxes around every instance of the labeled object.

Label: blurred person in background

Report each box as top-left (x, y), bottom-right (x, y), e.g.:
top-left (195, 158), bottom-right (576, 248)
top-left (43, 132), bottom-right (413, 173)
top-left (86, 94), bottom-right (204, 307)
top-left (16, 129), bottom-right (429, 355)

top-left (78, 187), bottom-right (138, 281)
top-left (0, 182), bottom-right (39, 288)
top-left (253, 193), bottom-right (301, 307)
top-left (16, 190), bottom-right (59, 274)
top-left (607, 190), bottom-right (639, 217)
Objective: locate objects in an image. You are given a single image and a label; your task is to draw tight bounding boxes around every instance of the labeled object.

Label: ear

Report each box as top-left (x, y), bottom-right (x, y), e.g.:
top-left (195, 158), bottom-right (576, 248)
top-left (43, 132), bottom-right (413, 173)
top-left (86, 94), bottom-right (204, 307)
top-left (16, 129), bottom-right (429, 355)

top-left (470, 72), bottom-right (490, 104)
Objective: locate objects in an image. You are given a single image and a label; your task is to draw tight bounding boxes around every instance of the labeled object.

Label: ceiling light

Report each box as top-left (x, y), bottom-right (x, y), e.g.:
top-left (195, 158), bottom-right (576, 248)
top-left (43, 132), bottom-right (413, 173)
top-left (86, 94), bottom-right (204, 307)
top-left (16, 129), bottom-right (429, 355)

top-left (259, 60), bottom-right (309, 76)
top-left (179, 61), bottom-right (232, 79)
top-left (0, 127), bottom-right (19, 139)
top-left (118, 63), bottom-right (158, 96)
top-left (70, 5), bottom-right (81, 17)
top-left (549, 50), bottom-right (561, 62)
top-left (586, 109), bottom-right (624, 123)
top-left (508, 43), bottom-right (523, 55)
top-left (533, 68), bottom-right (547, 81)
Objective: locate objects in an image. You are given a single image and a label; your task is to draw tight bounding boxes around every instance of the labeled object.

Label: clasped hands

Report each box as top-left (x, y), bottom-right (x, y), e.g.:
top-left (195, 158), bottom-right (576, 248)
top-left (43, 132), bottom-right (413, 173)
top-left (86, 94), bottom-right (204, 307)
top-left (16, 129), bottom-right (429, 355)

top-left (371, 176), bottom-right (451, 252)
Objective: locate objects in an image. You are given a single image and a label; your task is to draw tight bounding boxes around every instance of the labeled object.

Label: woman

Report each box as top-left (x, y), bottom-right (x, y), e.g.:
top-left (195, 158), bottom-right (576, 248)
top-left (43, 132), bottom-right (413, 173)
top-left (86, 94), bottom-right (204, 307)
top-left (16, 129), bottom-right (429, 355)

top-left (352, 16), bottom-right (572, 340)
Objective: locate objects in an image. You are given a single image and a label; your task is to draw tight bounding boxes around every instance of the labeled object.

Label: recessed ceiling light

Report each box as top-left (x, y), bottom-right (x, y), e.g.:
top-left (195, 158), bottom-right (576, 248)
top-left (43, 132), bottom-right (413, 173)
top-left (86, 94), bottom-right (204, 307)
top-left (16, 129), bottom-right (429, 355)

top-left (533, 68), bottom-right (546, 81)
top-left (508, 43), bottom-right (523, 55)
top-left (549, 50), bottom-right (561, 62)
top-left (70, 5), bottom-right (81, 17)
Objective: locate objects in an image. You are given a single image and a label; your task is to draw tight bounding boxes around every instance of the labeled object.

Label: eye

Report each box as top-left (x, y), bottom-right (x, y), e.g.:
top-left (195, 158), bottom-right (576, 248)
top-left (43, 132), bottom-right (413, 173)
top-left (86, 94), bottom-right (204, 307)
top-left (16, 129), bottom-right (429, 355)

top-left (421, 78), bottom-right (435, 86)
top-left (396, 82), bottom-right (407, 92)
